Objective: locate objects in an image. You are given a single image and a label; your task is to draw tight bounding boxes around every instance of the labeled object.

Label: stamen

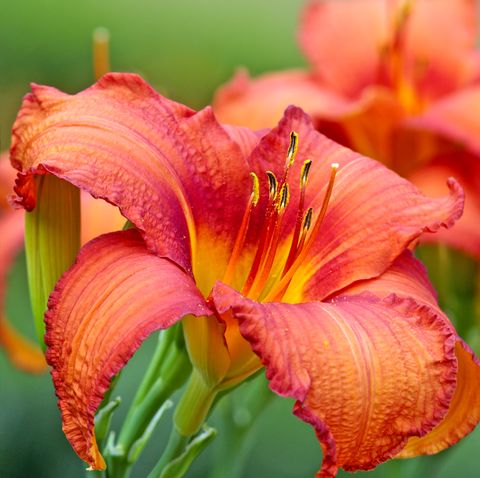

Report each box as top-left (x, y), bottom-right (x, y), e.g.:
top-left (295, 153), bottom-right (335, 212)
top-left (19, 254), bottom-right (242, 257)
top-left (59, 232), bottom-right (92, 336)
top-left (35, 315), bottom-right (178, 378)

top-left (223, 172), bottom-right (259, 285)
top-left (278, 183), bottom-right (290, 210)
top-left (286, 131), bottom-right (299, 168)
top-left (300, 160), bottom-right (312, 188)
top-left (265, 163), bottom-right (340, 301)
top-left (242, 171), bottom-right (280, 295)
top-left (93, 27), bottom-right (111, 80)
top-left (302, 207), bottom-right (313, 232)
top-left (304, 163), bottom-right (339, 249)
top-left (248, 184), bottom-right (290, 300)
top-left (279, 131), bottom-right (299, 187)
top-left (250, 172), bottom-right (260, 206)
top-left (294, 207), bottom-right (313, 260)
top-left (282, 159), bottom-right (312, 276)
top-left (266, 171), bottom-right (278, 199)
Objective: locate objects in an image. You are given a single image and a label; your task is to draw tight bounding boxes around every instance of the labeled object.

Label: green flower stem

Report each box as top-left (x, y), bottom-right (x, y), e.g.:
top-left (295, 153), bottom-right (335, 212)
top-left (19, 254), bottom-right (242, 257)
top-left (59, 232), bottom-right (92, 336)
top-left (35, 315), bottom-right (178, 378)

top-left (25, 175), bottom-right (80, 348)
top-left (132, 326), bottom-right (181, 406)
top-left (211, 374), bottom-right (273, 478)
top-left (144, 370), bottom-right (218, 478)
top-left (146, 429), bottom-right (189, 478)
top-left (174, 369), bottom-right (217, 437)
top-left (105, 325), bottom-right (191, 477)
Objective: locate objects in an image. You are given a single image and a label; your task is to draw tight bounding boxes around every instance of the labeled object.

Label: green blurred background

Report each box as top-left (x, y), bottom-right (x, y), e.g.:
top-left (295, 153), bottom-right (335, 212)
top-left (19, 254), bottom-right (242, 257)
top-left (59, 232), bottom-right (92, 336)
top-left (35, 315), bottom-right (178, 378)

top-left (1, 1), bottom-right (478, 477)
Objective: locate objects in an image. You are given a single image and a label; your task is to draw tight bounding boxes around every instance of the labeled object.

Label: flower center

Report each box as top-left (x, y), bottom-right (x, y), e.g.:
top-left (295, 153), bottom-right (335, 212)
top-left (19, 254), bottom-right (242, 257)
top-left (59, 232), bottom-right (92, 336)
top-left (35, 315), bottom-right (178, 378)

top-left (382, 0), bottom-right (427, 114)
top-left (223, 132), bottom-right (339, 302)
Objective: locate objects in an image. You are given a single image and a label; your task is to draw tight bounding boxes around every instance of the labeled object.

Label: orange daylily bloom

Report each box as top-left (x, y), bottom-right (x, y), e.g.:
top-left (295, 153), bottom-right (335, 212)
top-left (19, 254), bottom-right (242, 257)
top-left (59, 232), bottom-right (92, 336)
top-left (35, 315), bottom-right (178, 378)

top-left (0, 151), bottom-right (124, 372)
top-left (214, 0), bottom-right (480, 258)
top-left (10, 73), bottom-right (480, 477)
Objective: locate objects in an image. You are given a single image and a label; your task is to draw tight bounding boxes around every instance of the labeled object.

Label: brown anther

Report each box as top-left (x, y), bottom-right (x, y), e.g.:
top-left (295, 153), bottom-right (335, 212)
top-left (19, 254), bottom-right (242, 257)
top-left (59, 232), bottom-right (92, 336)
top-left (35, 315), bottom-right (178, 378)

top-left (302, 207), bottom-right (313, 231)
top-left (266, 171), bottom-right (278, 199)
top-left (250, 172), bottom-right (260, 206)
top-left (278, 183), bottom-right (290, 210)
top-left (300, 160), bottom-right (312, 188)
top-left (286, 131), bottom-right (299, 168)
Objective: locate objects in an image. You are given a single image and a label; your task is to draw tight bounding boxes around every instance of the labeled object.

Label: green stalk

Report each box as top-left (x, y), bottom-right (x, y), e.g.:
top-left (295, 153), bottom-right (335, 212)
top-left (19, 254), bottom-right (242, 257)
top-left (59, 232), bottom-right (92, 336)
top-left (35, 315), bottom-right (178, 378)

top-left (105, 325), bottom-right (191, 477)
top-left (210, 374), bottom-right (273, 478)
top-left (146, 429), bottom-right (189, 478)
top-left (146, 369), bottom-right (218, 478)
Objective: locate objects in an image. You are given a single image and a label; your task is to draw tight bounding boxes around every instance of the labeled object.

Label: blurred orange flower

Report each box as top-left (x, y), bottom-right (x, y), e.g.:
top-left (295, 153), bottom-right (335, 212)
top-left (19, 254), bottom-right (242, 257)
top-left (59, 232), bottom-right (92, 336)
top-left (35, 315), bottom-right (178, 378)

top-left (214, 0), bottom-right (480, 258)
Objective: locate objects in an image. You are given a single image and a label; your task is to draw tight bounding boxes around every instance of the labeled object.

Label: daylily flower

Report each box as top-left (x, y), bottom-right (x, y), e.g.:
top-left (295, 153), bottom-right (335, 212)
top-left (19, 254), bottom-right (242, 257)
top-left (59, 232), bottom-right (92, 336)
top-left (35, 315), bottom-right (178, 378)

top-left (10, 73), bottom-right (480, 477)
top-left (214, 0), bottom-right (480, 258)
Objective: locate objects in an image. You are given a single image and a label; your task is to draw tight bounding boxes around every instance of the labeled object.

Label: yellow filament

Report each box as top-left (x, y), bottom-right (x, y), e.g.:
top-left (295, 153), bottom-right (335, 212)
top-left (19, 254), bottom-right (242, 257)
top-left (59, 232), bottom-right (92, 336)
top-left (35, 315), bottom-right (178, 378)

top-left (222, 173), bottom-right (259, 285)
top-left (265, 163), bottom-right (339, 301)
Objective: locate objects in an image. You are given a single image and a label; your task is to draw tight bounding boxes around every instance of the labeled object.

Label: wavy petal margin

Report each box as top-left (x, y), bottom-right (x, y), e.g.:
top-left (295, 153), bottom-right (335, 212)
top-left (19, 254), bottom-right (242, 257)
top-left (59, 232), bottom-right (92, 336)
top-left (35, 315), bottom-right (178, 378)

top-left (45, 229), bottom-right (210, 469)
top-left (211, 282), bottom-right (457, 477)
top-left (10, 73), bottom-right (253, 276)
top-left (399, 340), bottom-right (480, 457)
top-left (408, 159), bottom-right (480, 259)
top-left (10, 73), bottom-right (193, 271)
top-left (342, 252), bottom-right (480, 458)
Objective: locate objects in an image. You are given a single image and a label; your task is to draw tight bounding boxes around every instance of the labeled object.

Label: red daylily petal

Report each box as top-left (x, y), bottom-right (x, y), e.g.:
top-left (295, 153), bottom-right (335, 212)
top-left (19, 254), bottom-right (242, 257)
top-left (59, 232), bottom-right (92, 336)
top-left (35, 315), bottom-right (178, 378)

top-left (213, 70), bottom-right (403, 165)
top-left (403, 0), bottom-right (478, 97)
top-left (214, 68), bottom-right (347, 130)
top-left (247, 107), bottom-right (463, 302)
top-left (0, 210), bottom-right (46, 373)
top-left (342, 250), bottom-right (437, 305)
top-left (299, 0), bottom-right (388, 98)
top-left (300, 0), bottom-right (478, 99)
top-left (11, 73), bottom-right (252, 274)
top-left (211, 282), bottom-right (457, 477)
top-left (405, 86), bottom-right (480, 156)
top-left (342, 251), bottom-right (480, 457)
top-left (408, 160), bottom-right (480, 258)
top-left (45, 229), bottom-right (210, 469)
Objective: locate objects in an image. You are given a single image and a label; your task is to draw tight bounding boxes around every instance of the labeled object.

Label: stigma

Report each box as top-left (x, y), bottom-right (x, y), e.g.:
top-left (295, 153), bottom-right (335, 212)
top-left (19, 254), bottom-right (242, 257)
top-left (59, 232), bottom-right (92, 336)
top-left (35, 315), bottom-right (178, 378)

top-left (223, 132), bottom-right (339, 302)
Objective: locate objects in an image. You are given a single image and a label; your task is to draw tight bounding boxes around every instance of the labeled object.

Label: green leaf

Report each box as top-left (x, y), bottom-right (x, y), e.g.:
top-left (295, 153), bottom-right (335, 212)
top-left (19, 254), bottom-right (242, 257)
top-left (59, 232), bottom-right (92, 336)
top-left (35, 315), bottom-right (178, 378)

top-left (127, 400), bottom-right (173, 464)
top-left (159, 426), bottom-right (217, 478)
top-left (94, 396), bottom-right (121, 443)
